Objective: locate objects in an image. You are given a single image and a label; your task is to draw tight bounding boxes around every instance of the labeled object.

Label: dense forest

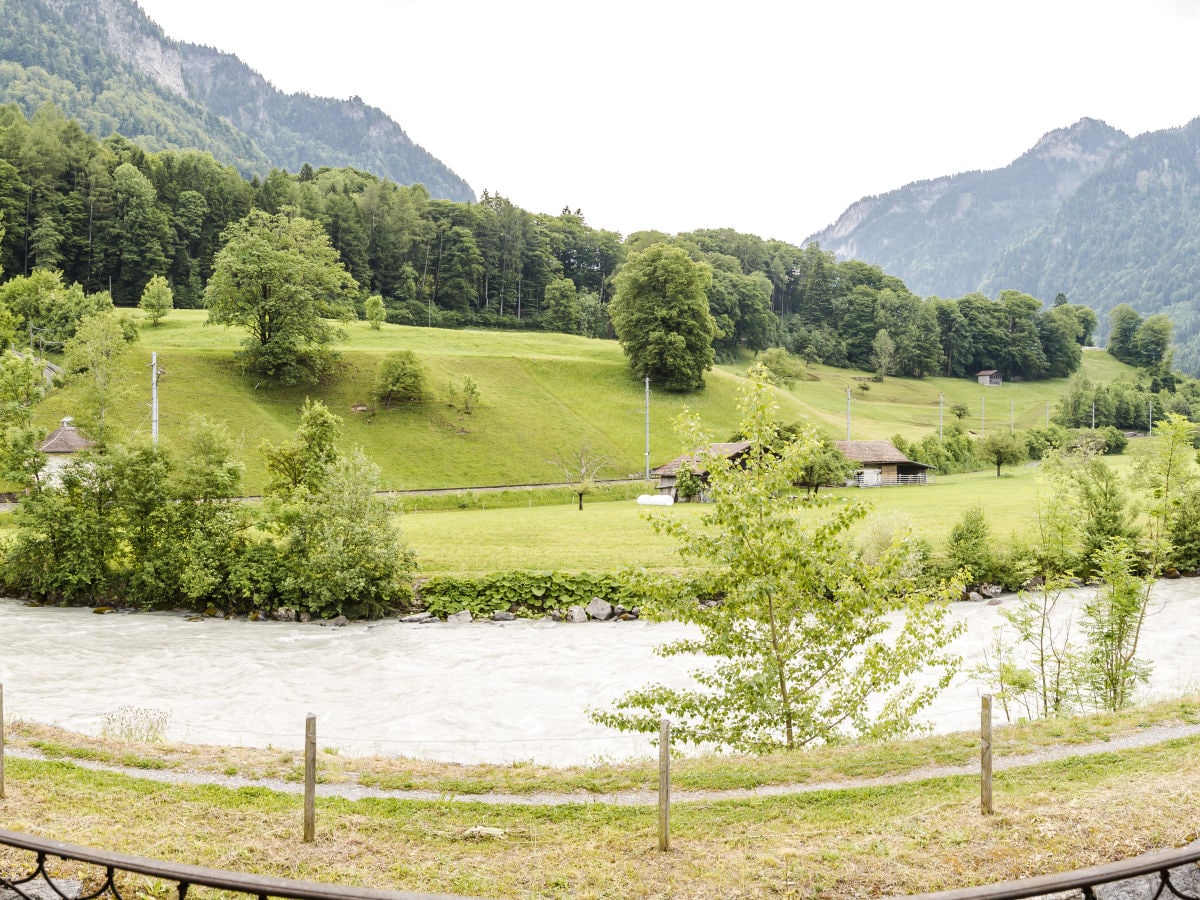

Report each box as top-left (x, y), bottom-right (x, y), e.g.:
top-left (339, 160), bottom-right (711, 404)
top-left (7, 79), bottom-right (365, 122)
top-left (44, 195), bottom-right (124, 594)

top-left (0, 103), bottom-right (1104, 385)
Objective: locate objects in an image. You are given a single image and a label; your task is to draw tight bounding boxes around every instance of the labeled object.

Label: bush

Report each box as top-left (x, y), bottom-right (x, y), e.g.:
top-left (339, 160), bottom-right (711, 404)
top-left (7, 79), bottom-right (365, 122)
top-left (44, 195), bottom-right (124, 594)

top-left (375, 351), bottom-right (428, 407)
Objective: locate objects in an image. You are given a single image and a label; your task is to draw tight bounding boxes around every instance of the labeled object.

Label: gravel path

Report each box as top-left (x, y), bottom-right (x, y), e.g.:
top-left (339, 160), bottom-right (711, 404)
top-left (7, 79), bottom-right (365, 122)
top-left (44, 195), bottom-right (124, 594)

top-left (9, 722), bottom-right (1200, 807)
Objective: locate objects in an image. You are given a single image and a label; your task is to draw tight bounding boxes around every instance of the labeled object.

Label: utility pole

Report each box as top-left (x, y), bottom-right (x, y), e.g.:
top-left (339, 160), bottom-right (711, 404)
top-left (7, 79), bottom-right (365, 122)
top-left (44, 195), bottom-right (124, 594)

top-left (644, 377), bottom-right (651, 479)
top-left (150, 352), bottom-right (160, 445)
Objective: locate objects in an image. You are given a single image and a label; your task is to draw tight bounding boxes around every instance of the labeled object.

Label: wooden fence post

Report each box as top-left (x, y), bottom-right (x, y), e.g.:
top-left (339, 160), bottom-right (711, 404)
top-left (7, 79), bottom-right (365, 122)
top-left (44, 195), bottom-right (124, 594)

top-left (981, 694), bottom-right (993, 815)
top-left (303, 714), bottom-right (316, 842)
top-left (658, 717), bottom-right (671, 851)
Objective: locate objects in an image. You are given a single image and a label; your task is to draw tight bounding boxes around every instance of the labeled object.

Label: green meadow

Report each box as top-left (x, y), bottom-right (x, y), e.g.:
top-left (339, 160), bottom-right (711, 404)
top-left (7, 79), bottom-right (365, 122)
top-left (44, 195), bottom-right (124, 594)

top-left (35, 310), bottom-right (1145, 496)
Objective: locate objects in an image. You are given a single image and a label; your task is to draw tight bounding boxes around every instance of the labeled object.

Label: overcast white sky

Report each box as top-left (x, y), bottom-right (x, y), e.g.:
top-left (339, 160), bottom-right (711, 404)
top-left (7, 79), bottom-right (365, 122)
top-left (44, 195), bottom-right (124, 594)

top-left (135, 0), bottom-right (1200, 247)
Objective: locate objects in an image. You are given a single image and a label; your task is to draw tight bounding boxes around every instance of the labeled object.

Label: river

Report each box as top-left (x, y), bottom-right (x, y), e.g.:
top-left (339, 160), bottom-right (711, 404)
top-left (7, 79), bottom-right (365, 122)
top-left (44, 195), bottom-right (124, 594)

top-left (2, 578), bottom-right (1199, 766)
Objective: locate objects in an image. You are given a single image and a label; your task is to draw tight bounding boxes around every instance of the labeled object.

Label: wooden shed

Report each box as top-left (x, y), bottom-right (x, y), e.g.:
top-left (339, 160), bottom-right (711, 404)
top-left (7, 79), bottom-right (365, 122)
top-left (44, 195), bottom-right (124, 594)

top-left (976, 370), bottom-right (1003, 386)
top-left (833, 440), bottom-right (933, 487)
top-left (649, 441), bottom-right (752, 500)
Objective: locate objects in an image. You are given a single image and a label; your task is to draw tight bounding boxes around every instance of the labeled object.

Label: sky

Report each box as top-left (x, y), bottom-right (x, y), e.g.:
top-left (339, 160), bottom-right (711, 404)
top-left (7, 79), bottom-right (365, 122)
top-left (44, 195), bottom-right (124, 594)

top-left (134, 0), bottom-right (1200, 247)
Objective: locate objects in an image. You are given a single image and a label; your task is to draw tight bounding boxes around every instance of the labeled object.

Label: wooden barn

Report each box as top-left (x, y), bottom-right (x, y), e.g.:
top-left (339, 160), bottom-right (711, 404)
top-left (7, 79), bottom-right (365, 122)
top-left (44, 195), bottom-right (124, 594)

top-left (833, 440), bottom-right (933, 487)
top-left (649, 441), bottom-right (752, 500)
top-left (977, 369), bottom-right (1003, 386)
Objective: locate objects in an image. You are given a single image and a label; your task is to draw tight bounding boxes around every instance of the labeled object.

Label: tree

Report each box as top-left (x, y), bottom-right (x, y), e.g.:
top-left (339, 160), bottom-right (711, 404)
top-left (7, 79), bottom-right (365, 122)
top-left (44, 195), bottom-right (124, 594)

top-left (63, 311), bottom-right (133, 444)
top-left (542, 277), bottom-right (582, 334)
top-left (1080, 540), bottom-right (1153, 711)
top-left (365, 294), bottom-right (385, 330)
top-left (551, 444), bottom-right (610, 510)
top-left (1107, 304), bottom-right (1142, 364)
top-left (261, 398), bottom-right (342, 497)
top-left (138, 274), bottom-right (174, 326)
top-left (592, 375), bottom-right (961, 751)
top-left (870, 328), bottom-right (896, 378)
top-left (978, 431), bottom-right (1025, 477)
top-left (374, 351), bottom-right (428, 408)
top-left (947, 504), bottom-right (993, 587)
top-left (205, 208), bottom-right (357, 385)
top-left (610, 243), bottom-right (716, 392)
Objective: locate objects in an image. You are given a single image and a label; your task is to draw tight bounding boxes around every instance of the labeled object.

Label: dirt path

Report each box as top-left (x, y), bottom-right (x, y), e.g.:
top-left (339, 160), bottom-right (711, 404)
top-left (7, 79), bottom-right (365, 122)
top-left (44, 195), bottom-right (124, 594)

top-left (9, 722), bottom-right (1200, 807)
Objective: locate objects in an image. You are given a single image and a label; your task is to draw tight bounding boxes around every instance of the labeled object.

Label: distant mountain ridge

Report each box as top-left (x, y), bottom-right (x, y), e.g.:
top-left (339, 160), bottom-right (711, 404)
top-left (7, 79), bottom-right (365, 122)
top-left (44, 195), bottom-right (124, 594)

top-left (0, 0), bottom-right (474, 201)
top-left (806, 116), bottom-right (1200, 372)
top-left (808, 119), bottom-right (1130, 298)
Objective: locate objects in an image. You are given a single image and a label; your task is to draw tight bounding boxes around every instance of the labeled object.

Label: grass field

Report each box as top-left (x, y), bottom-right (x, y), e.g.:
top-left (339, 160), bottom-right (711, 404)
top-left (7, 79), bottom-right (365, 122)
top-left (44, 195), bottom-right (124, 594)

top-left (402, 453), bottom-right (1144, 574)
top-left (32, 310), bottom-right (1145, 493)
top-left (5, 699), bottom-right (1200, 899)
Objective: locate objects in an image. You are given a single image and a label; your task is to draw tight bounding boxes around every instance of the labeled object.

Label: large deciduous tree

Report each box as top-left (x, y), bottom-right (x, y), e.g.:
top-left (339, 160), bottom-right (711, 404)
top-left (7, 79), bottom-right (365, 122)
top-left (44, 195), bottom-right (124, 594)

top-left (205, 208), bottom-right (357, 384)
top-left (592, 375), bottom-right (961, 751)
top-left (609, 243), bottom-right (716, 392)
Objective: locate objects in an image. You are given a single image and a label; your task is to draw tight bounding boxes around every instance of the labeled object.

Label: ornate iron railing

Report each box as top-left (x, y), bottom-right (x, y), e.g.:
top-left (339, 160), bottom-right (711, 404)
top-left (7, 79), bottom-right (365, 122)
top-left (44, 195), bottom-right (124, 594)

top-left (902, 840), bottom-right (1200, 899)
top-left (0, 828), bottom-right (476, 900)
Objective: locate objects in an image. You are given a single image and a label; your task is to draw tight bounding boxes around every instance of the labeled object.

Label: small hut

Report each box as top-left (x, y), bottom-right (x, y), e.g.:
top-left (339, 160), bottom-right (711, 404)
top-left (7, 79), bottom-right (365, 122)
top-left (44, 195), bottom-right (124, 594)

top-left (39, 417), bottom-right (95, 483)
top-left (976, 370), bottom-right (1003, 387)
top-left (649, 441), bottom-right (752, 500)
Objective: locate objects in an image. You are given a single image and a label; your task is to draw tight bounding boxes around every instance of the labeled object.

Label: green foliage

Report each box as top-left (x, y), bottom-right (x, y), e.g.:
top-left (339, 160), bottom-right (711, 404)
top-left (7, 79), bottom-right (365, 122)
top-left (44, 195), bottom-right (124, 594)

top-left (205, 208), bottom-right (357, 384)
top-left (62, 310), bottom-right (134, 443)
top-left (260, 398), bottom-right (341, 496)
top-left (977, 431), bottom-right (1026, 476)
top-left (753, 347), bottom-right (806, 386)
top-left (673, 464), bottom-right (703, 501)
top-left (264, 449), bottom-right (416, 619)
top-left (419, 570), bottom-right (640, 619)
top-left (593, 375), bottom-right (962, 752)
top-left (364, 294), bottom-right (385, 330)
top-left (1080, 540), bottom-right (1153, 711)
top-left (374, 350), bottom-right (428, 408)
top-left (974, 576), bottom-right (1081, 722)
top-left (610, 243), bottom-right (716, 392)
top-left (138, 275), bottom-right (173, 326)
top-left (542, 277), bottom-right (582, 335)
top-left (947, 504), bottom-right (993, 587)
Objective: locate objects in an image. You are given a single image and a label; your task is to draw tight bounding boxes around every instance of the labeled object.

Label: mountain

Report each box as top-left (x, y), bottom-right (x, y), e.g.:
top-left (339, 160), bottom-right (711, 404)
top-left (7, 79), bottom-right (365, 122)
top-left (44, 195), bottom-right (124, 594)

top-left (0, 0), bottom-right (474, 201)
top-left (807, 119), bottom-right (1130, 299)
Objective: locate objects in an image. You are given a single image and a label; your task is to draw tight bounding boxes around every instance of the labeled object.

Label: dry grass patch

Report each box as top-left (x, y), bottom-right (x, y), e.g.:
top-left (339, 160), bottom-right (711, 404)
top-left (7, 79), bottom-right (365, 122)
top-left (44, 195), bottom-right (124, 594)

top-left (3, 740), bottom-right (1200, 898)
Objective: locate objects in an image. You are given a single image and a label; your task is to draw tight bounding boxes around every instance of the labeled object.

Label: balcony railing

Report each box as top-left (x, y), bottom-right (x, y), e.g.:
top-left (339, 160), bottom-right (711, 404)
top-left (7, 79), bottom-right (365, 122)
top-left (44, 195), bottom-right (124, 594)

top-left (902, 840), bottom-right (1200, 899)
top-left (0, 828), bottom-right (477, 900)
top-left (4, 825), bottom-right (1198, 900)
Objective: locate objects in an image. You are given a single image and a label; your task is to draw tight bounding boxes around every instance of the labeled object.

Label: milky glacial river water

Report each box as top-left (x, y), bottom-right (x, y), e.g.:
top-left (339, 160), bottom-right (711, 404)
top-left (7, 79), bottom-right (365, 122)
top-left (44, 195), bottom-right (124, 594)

top-left (3, 580), bottom-right (1200, 766)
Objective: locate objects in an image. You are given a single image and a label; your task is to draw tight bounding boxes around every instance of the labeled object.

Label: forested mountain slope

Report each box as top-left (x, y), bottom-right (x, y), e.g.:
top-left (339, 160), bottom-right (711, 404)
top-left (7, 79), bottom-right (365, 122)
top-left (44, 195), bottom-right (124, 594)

top-left (979, 119), bottom-right (1200, 372)
top-left (807, 119), bottom-right (1129, 298)
top-left (0, 0), bottom-right (473, 200)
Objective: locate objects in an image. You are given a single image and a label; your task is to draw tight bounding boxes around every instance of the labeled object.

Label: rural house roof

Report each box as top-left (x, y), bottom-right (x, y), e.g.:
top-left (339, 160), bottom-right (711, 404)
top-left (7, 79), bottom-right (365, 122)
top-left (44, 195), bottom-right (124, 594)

top-left (39, 418), bottom-right (95, 454)
top-left (976, 370), bottom-right (999, 376)
top-left (650, 441), bottom-right (752, 477)
top-left (834, 439), bottom-right (932, 469)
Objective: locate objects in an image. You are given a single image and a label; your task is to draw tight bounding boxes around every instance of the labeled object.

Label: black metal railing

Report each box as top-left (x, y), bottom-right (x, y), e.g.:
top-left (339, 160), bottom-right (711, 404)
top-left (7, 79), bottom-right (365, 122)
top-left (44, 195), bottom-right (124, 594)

top-left (0, 828), bottom-right (477, 900)
top-left (902, 840), bottom-right (1200, 899)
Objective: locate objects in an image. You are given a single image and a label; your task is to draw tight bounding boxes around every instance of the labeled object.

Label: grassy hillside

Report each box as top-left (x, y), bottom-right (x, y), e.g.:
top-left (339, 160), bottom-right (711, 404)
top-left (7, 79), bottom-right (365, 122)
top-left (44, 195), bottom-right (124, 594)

top-left (34, 311), bottom-right (1144, 493)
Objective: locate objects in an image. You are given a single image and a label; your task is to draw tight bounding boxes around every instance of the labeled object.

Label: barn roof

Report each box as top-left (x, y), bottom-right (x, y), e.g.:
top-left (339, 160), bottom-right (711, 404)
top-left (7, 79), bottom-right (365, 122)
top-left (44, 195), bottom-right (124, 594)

top-left (650, 441), bottom-right (752, 477)
top-left (39, 419), bottom-right (95, 454)
top-left (834, 439), bottom-right (931, 468)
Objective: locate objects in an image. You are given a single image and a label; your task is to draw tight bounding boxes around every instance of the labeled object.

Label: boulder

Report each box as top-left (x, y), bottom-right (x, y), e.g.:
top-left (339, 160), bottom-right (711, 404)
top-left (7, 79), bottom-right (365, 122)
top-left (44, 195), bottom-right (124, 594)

top-left (491, 611), bottom-right (516, 622)
top-left (3, 878), bottom-right (83, 900)
top-left (968, 592), bottom-right (984, 603)
top-left (331, 615), bottom-right (350, 627)
top-left (447, 610), bottom-right (473, 624)
top-left (273, 607), bottom-right (297, 622)
top-left (978, 583), bottom-right (1003, 599)
top-left (399, 611), bottom-right (434, 623)
top-left (549, 609), bottom-right (565, 622)
top-left (987, 597), bottom-right (1002, 606)
top-left (298, 611), bottom-right (311, 623)
top-left (585, 597), bottom-right (613, 621)
top-left (565, 605), bottom-right (588, 623)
